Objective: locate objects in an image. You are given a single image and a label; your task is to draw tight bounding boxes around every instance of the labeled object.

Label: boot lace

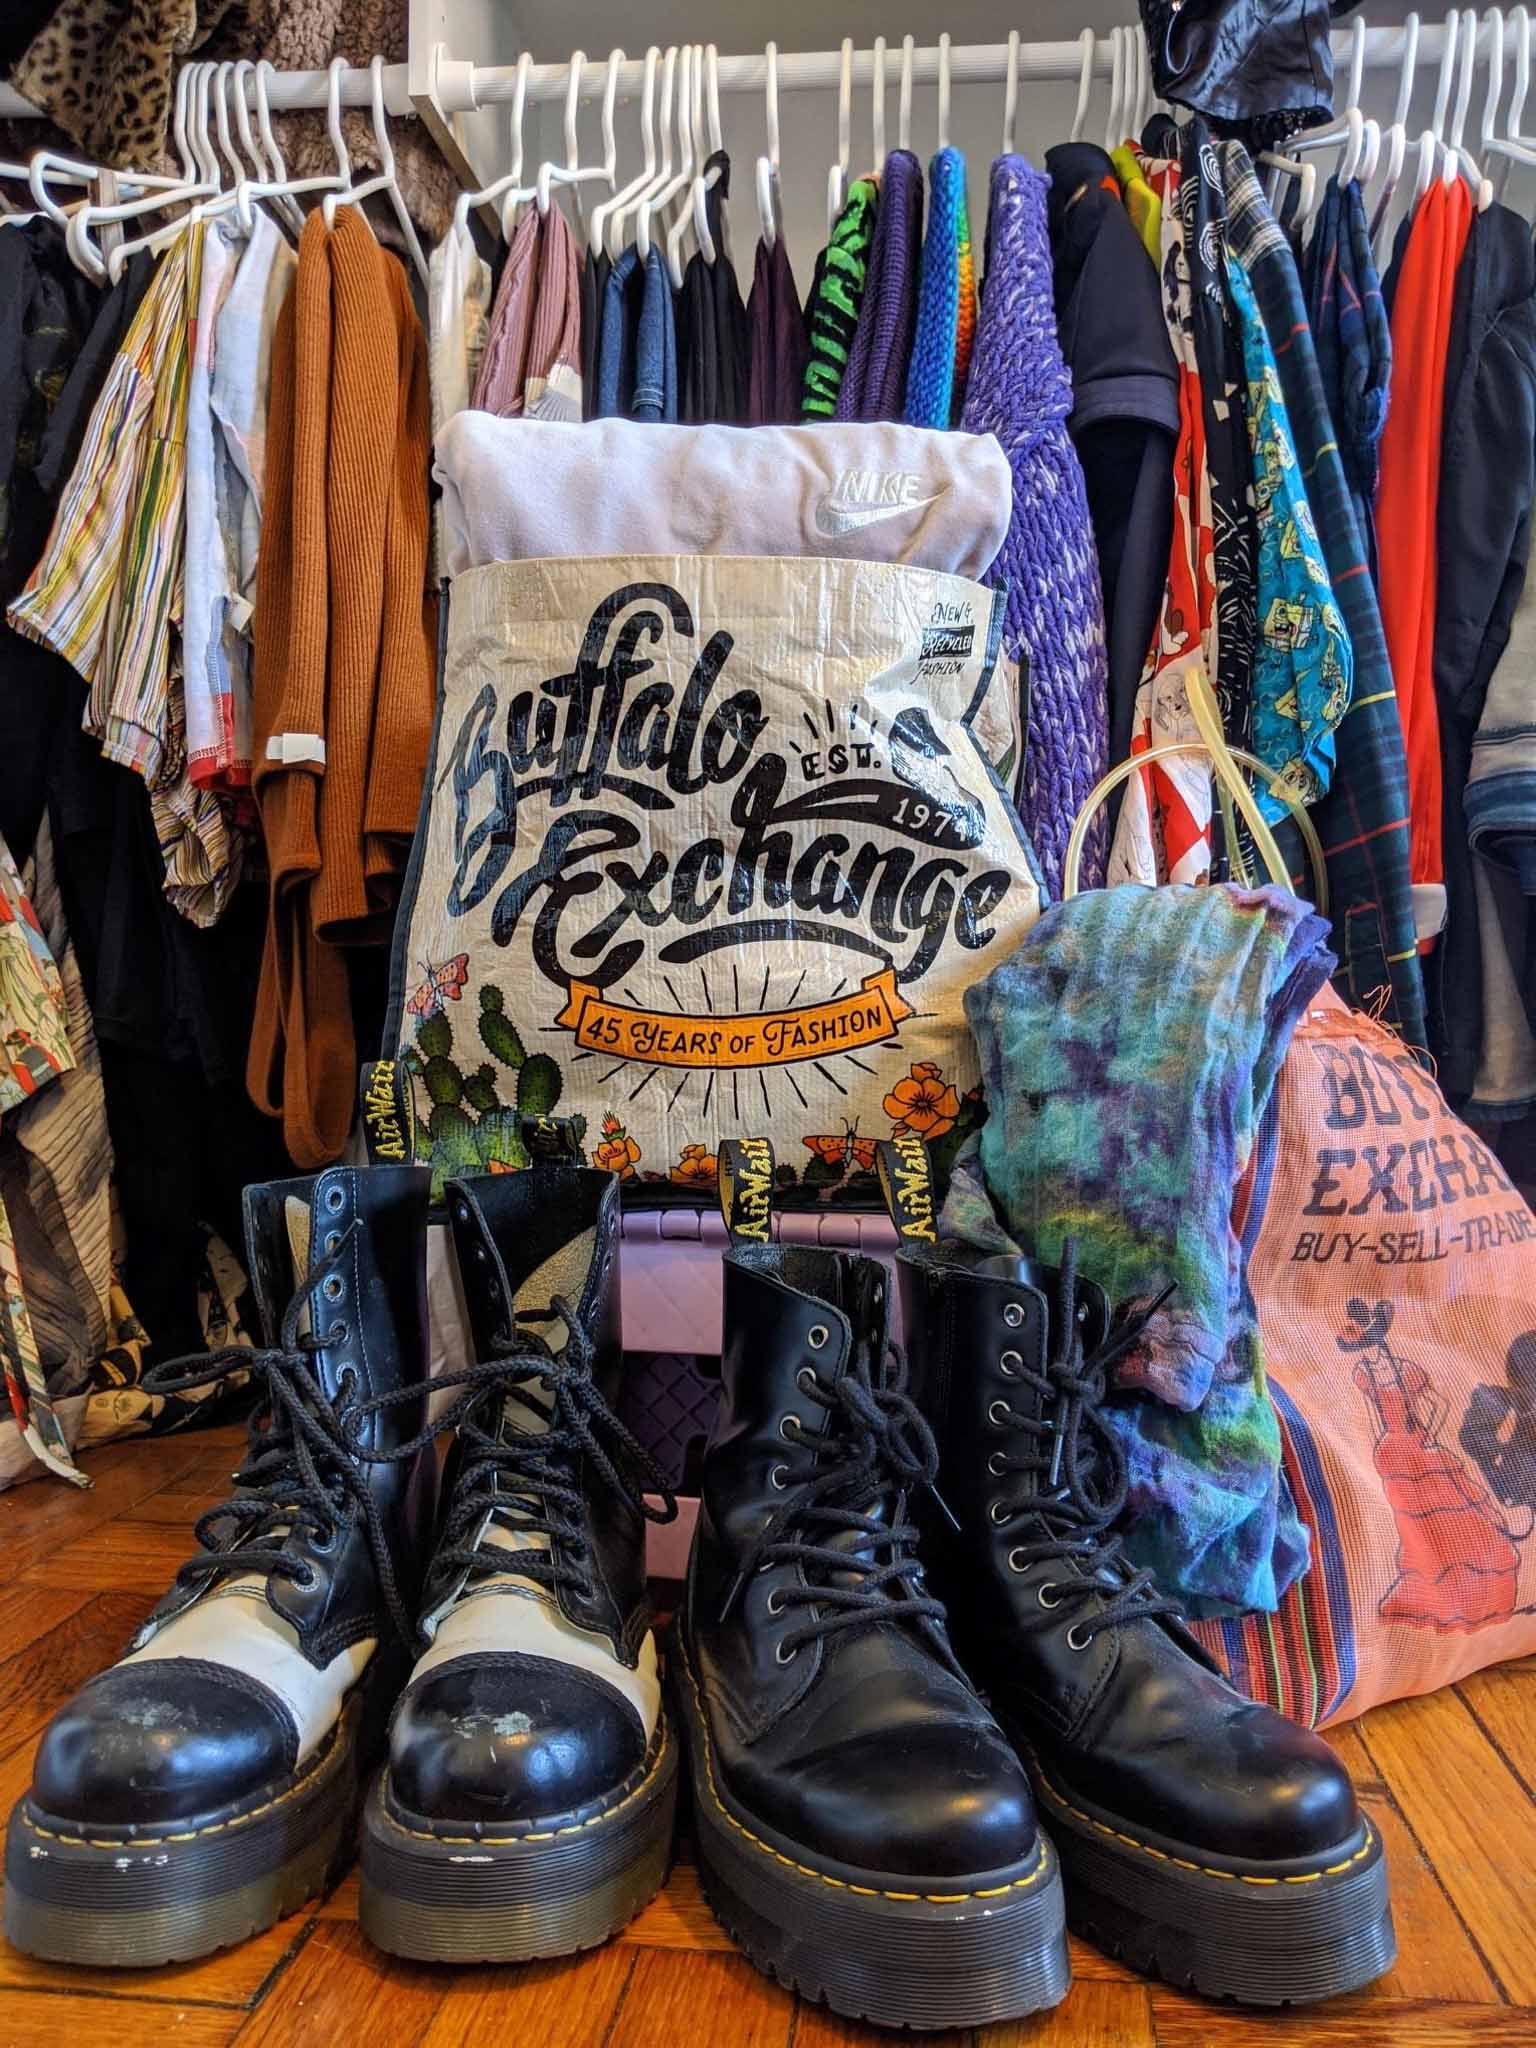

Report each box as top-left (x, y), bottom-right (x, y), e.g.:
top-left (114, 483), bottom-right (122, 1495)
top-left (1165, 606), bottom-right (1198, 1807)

top-left (142, 1226), bottom-right (418, 1648)
top-left (987, 1241), bottom-right (1182, 1648)
top-left (397, 1298), bottom-right (677, 1610)
top-left (722, 1346), bottom-right (967, 1680)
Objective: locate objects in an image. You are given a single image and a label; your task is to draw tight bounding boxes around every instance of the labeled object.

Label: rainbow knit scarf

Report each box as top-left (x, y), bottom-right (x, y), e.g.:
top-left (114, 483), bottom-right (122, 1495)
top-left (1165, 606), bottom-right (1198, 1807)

top-left (904, 147), bottom-right (976, 428)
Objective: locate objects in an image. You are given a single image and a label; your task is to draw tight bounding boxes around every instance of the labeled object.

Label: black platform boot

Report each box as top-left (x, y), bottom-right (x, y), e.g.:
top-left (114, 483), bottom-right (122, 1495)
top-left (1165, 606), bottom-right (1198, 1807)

top-left (672, 1242), bottom-right (1069, 2032)
top-left (897, 1236), bottom-right (1397, 2006)
top-left (4, 1165), bottom-right (436, 1967)
top-left (358, 1166), bottom-right (680, 1962)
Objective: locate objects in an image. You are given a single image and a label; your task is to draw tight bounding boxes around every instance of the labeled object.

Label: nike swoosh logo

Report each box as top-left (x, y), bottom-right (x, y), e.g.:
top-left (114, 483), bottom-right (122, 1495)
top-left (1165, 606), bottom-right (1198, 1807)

top-left (813, 492), bottom-right (943, 538)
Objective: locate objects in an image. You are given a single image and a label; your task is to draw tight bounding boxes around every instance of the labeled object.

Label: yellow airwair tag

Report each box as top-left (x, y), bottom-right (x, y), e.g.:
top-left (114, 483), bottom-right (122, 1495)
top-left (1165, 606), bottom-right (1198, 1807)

top-left (875, 1134), bottom-right (939, 1245)
top-left (717, 1136), bottom-right (777, 1246)
top-left (359, 1060), bottom-right (409, 1164)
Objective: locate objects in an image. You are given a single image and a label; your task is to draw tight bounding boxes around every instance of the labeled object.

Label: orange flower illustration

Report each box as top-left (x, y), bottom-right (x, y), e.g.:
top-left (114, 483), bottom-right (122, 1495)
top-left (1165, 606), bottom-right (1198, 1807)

top-left (670, 1142), bottom-right (719, 1189)
top-left (883, 1060), bottom-right (962, 1141)
top-left (593, 1111), bottom-right (642, 1180)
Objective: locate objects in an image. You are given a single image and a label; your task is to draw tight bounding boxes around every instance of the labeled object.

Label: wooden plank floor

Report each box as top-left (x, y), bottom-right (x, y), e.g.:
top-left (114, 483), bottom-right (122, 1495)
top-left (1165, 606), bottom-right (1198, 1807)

top-left (1, 1424), bottom-right (1533, 2047)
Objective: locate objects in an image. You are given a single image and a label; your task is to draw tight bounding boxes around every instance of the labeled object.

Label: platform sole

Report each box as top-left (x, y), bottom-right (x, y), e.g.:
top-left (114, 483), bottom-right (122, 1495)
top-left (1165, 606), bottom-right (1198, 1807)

top-left (356, 1718), bottom-right (678, 1962)
top-left (1029, 1754), bottom-right (1397, 2006)
top-left (4, 1694), bottom-right (362, 1968)
top-left (672, 1634), bottom-right (1070, 2031)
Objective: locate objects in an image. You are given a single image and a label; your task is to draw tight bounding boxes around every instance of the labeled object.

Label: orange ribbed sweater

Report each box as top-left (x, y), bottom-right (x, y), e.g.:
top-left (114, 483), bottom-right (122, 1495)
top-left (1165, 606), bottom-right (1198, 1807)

top-left (250, 209), bottom-right (435, 1168)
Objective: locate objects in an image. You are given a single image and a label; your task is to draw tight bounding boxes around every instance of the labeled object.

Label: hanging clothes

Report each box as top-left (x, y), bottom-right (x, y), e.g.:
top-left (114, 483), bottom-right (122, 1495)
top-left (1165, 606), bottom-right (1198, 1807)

top-left (836, 146), bottom-right (922, 422)
top-left (471, 206), bottom-right (540, 415)
top-left (960, 152), bottom-right (1110, 896)
top-left (1375, 174), bottom-right (1474, 946)
top-left (1045, 140), bottom-right (1179, 793)
top-left (1465, 575), bottom-right (1536, 1117)
top-left (429, 216), bottom-right (493, 440)
top-left (1226, 249), bottom-right (1353, 820)
top-left (801, 176), bottom-right (878, 420)
top-left (249, 208), bottom-right (435, 1170)
top-left (9, 223), bottom-right (240, 930)
top-left (1429, 201), bottom-right (1536, 1102)
top-left (1108, 142), bottom-right (1223, 889)
top-left (1112, 141), bottom-right (1163, 261)
top-left (679, 153), bottom-right (751, 425)
top-left (522, 201), bottom-right (585, 421)
top-left (1305, 175), bottom-right (1391, 589)
top-left (951, 880), bottom-right (1328, 1616)
top-left (580, 245), bottom-right (610, 421)
top-left (905, 147), bottom-right (977, 428)
top-left (595, 241), bottom-right (678, 424)
top-left (1218, 139), bottom-right (1427, 1049)
top-left (746, 233), bottom-right (808, 426)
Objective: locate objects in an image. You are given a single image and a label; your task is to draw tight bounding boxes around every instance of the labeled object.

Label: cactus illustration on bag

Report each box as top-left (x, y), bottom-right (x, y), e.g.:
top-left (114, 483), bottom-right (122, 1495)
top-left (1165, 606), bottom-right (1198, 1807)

top-left (401, 972), bottom-right (583, 1197)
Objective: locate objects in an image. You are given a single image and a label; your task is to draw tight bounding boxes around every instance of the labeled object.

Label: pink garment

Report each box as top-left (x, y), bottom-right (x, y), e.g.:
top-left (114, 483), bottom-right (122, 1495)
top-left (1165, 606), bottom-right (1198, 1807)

top-left (470, 207), bottom-right (539, 414)
top-left (524, 203), bottom-right (583, 421)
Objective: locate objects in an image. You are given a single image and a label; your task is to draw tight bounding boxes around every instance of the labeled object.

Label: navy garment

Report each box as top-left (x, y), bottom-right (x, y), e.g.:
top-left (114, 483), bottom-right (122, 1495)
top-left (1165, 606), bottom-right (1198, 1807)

top-left (1046, 140), bottom-right (1179, 801)
top-left (1429, 201), bottom-right (1536, 1100)
top-left (1305, 175), bottom-right (1391, 588)
top-left (635, 245), bottom-right (678, 422)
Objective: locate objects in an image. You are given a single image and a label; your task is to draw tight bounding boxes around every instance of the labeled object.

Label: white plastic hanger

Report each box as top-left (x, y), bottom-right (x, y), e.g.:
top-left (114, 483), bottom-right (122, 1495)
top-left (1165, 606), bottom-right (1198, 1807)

top-left (450, 52), bottom-right (532, 243)
top-left (321, 55), bottom-right (428, 281)
top-left (688, 41), bottom-right (726, 265)
top-left (591, 45), bottom-right (660, 259)
top-left (937, 32), bottom-right (952, 152)
top-left (1070, 29), bottom-right (1095, 145)
top-left (873, 35), bottom-right (889, 175)
top-left (1367, 10), bottom-right (1420, 246)
top-left (1413, 5), bottom-right (1464, 198)
top-left (536, 48), bottom-right (621, 227)
top-left (219, 48), bottom-right (352, 238)
top-left (609, 44), bottom-right (677, 260)
top-left (638, 42), bottom-right (696, 258)
top-left (898, 35), bottom-right (915, 153)
top-left (250, 56), bottom-right (309, 232)
top-left (1292, 13), bottom-right (1367, 179)
top-left (1444, 4), bottom-right (1495, 199)
top-left (68, 62), bottom-right (221, 278)
top-left (1486, 3), bottom-right (1536, 188)
top-left (755, 40), bottom-right (782, 247)
top-left (826, 37), bottom-right (853, 236)
top-left (1002, 30), bottom-right (1019, 156)
top-left (1105, 26), bottom-right (1127, 151)
top-left (664, 45), bottom-right (702, 283)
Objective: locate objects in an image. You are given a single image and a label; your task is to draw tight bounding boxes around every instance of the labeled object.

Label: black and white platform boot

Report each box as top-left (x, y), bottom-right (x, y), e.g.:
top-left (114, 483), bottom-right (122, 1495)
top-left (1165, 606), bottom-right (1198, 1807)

top-left (358, 1165), bottom-right (679, 1963)
top-left (4, 1164), bottom-right (437, 1967)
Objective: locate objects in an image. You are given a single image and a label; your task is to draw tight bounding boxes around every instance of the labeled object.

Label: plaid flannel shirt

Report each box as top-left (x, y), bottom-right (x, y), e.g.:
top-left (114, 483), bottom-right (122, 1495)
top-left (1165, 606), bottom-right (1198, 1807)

top-left (1220, 142), bottom-right (1427, 1049)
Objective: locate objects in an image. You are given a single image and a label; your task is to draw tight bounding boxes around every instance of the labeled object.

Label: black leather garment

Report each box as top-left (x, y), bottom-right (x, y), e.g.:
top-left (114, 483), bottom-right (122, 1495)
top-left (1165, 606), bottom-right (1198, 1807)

top-left (898, 1239), bottom-right (1397, 2006)
top-left (6, 1165), bottom-right (437, 1968)
top-left (672, 1242), bottom-right (1069, 2030)
top-left (358, 1166), bottom-right (680, 1963)
top-left (1138, 0), bottom-right (1340, 151)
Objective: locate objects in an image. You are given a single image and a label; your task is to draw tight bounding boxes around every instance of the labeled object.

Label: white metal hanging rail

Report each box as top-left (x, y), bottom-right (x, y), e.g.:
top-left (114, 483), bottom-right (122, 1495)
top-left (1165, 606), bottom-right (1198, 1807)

top-left (0, 22), bottom-right (1494, 123)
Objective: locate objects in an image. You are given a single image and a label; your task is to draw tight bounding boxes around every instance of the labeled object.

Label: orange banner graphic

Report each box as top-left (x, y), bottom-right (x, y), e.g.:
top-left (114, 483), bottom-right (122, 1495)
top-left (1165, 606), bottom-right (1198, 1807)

top-left (555, 968), bottom-right (914, 1069)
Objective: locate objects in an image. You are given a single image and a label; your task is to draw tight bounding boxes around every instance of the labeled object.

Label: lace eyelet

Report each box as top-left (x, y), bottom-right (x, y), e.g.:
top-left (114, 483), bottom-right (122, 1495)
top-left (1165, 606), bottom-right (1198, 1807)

top-left (330, 1324), bottom-right (350, 1349)
top-left (987, 1451), bottom-right (1007, 1476)
top-left (807, 1324), bottom-right (829, 1350)
top-left (999, 1349), bottom-right (1023, 1377)
top-left (1038, 1582), bottom-right (1063, 1610)
top-left (988, 1399), bottom-right (1010, 1426)
top-left (325, 1184), bottom-right (345, 1215)
top-left (294, 1564), bottom-right (318, 1590)
top-left (766, 1589), bottom-right (786, 1617)
top-left (1003, 1302), bottom-right (1024, 1329)
top-left (1007, 1548), bottom-right (1028, 1574)
top-left (1066, 1622), bottom-right (1093, 1651)
top-left (322, 1275), bottom-right (344, 1303)
top-left (778, 1414), bottom-right (800, 1442)
top-left (312, 1523), bottom-right (338, 1553)
top-left (324, 1231), bottom-right (341, 1254)
top-left (770, 1463), bottom-right (788, 1490)
top-left (796, 1366), bottom-right (819, 1395)
top-left (775, 1640), bottom-right (798, 1664)
top-left (989, 1501), bottom-right (1008, 1525)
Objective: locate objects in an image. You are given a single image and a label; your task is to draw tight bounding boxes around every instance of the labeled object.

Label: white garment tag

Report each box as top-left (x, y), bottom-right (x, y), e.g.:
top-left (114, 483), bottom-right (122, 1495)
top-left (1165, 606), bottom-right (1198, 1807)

top-left (266, 732), bottom-right (326, 766)
top-left (228, 595), bottom-right (254, 634)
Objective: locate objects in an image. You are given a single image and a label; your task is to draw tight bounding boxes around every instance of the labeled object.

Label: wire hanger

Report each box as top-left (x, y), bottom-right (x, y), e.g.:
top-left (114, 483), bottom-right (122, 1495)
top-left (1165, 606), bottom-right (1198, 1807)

top-left (1002, 30), bottom-right (1020, 155)
top-left (755, 40), bottom-right (782, 247)
top-left (826, 36), bottom-right (853, 236)
top-left (536, 48), bottom-right (621, 224)
top-left (320, 55), bottom-right (428, 280)
top-left (590, 45), bottom-right (659, 258)
top-left (1070, 28), bottom-right (1096, 144)
top-left (898, 35), bottom-right (915, 153)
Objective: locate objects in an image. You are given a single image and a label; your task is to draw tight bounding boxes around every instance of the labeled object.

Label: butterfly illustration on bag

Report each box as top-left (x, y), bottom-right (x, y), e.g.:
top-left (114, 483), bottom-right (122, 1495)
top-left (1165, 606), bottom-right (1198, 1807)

top-left (408, 954), bottom-right (470, 1020)
top-left (803, 1122), bottom-right (878, 1176)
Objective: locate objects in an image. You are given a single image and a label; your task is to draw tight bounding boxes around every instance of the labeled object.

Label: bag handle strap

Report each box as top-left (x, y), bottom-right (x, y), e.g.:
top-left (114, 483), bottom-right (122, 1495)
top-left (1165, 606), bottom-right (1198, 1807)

top-left (1063, 668), bottom-right (1328, 914)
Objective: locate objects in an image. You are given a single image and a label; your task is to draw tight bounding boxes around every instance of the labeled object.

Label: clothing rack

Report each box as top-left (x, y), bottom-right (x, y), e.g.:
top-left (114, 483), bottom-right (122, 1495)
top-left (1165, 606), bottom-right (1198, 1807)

top-left (0, 22), bottom-right (1500, 124)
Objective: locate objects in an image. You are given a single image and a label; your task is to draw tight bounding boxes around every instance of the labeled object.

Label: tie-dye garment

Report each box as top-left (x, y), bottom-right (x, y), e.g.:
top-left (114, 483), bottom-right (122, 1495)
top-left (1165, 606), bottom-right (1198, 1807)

top-left (949, 881), bottom-right (1332, 1615)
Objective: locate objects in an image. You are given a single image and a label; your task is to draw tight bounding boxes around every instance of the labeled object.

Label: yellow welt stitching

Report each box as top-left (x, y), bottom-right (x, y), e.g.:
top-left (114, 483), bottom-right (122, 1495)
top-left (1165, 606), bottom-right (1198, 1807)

top-left (677, 1639), bottom-right (1052, 1906)
top-left (1025, 1746), bottom-right (1376, 1887)
top-left (378, 1721), bottom-right (670, 1847)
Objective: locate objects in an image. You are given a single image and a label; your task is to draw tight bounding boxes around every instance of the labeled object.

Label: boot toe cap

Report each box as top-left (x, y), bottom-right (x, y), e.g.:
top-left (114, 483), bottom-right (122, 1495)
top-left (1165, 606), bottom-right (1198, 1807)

top-left (388, 1653), bottom-right (648, 1824)
top-left (30, 1661), bottom-right (298, 1827)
